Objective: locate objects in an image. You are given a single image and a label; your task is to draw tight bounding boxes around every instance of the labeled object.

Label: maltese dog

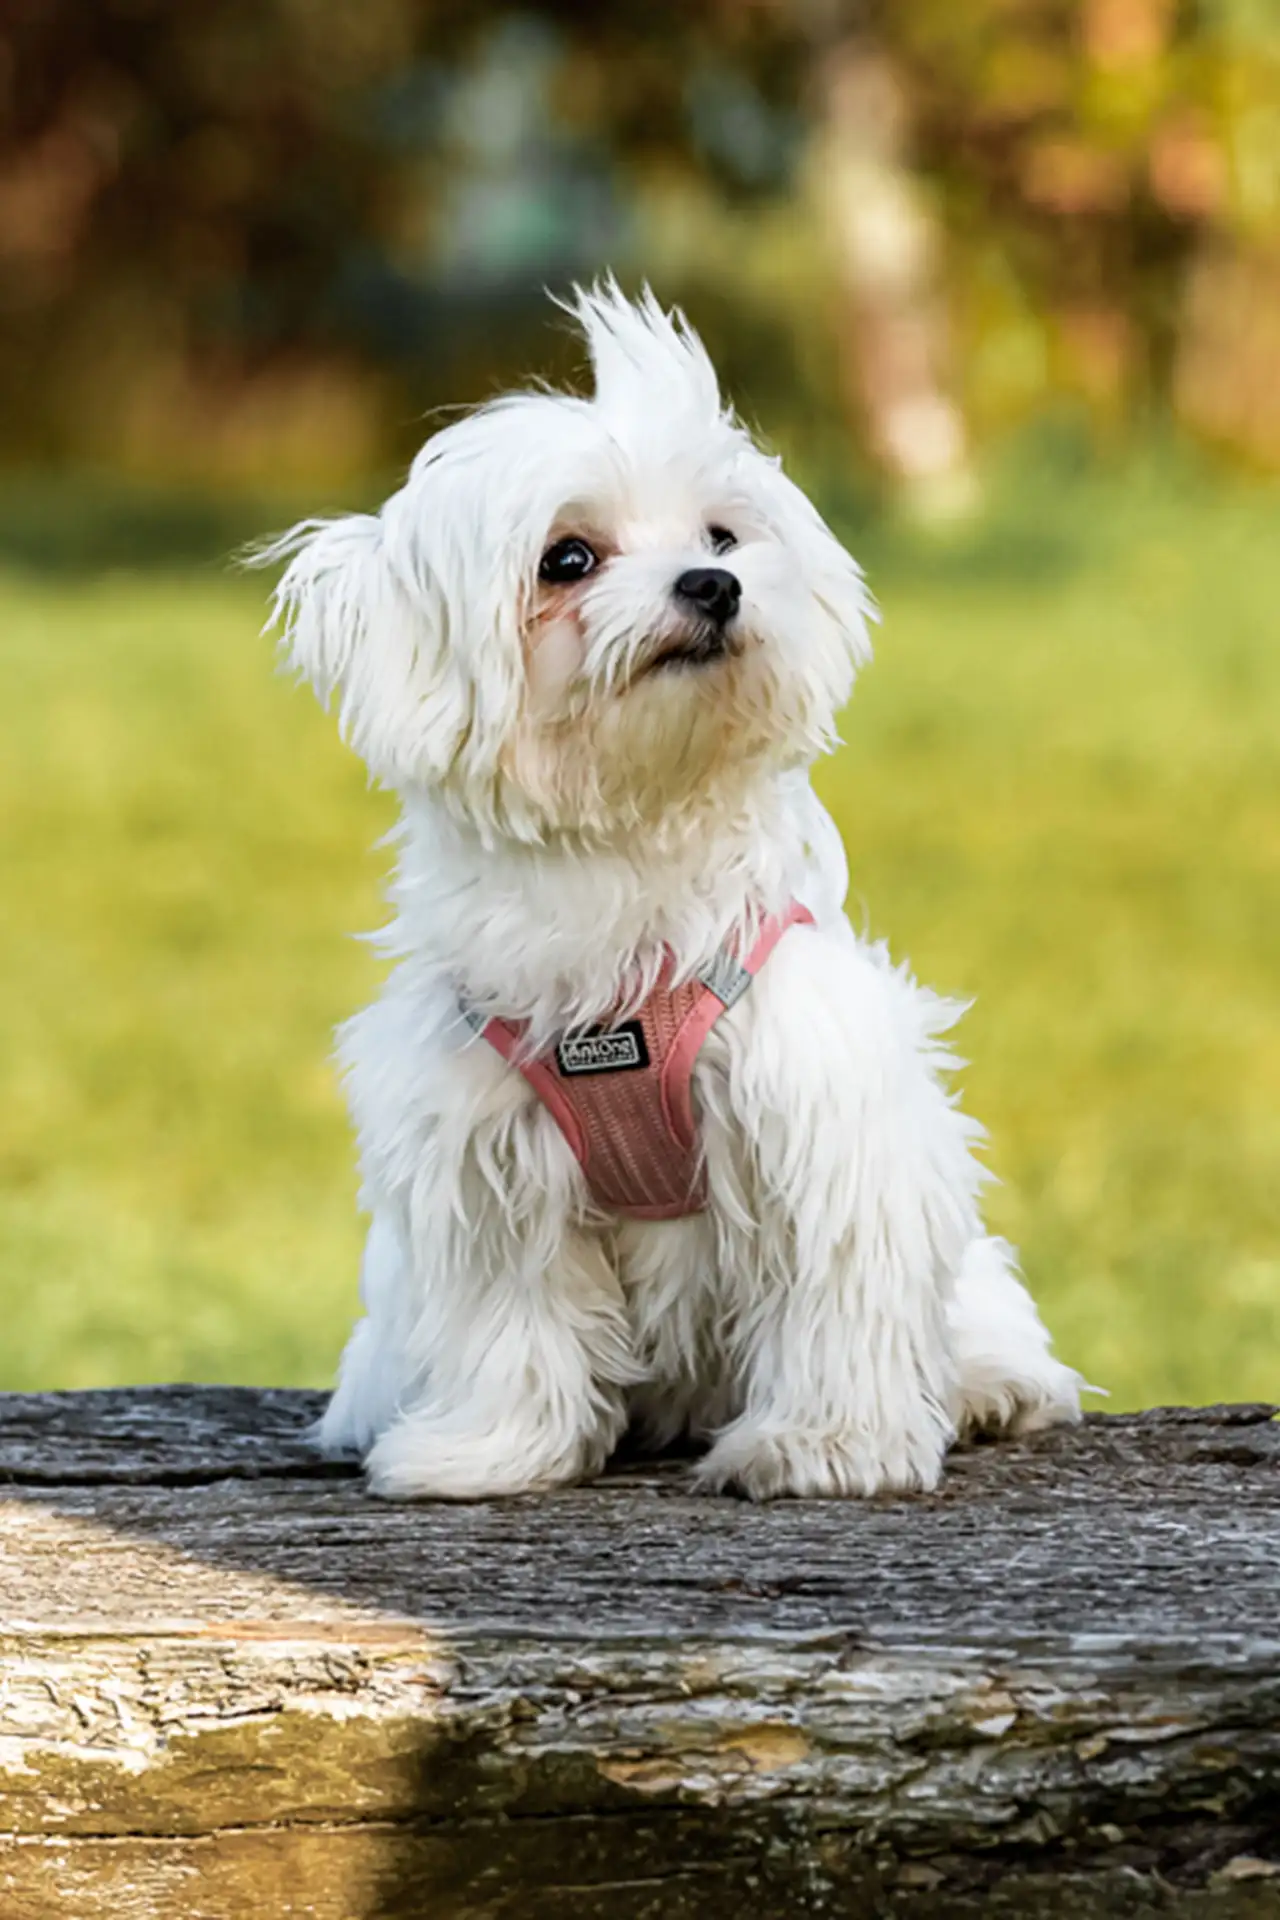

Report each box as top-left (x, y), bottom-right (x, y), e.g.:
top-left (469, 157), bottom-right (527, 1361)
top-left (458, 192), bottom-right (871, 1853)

top-left (259, 282), bottom-right (1085, 1501)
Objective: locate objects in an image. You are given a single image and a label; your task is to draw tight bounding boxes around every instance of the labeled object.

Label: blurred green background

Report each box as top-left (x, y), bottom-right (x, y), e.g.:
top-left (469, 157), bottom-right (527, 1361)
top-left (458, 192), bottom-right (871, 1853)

top-left (1, 1), bottom-right (1277, 1407)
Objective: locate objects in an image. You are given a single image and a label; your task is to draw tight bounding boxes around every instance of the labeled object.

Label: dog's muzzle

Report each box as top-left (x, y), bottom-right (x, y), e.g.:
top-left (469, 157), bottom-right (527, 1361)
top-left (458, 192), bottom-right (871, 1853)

top-left (649, 566), bottom-right (743, 671)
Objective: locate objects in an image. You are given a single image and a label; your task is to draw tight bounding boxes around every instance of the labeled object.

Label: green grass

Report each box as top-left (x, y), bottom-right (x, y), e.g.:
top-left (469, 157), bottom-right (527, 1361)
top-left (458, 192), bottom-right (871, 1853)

top-left (1, 452), bottom-right (1277, 1407)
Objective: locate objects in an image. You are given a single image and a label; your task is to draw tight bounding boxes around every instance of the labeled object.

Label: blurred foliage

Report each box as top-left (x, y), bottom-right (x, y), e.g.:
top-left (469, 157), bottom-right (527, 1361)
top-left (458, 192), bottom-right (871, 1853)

top-left (2, 0), bottom-right (1279, 486)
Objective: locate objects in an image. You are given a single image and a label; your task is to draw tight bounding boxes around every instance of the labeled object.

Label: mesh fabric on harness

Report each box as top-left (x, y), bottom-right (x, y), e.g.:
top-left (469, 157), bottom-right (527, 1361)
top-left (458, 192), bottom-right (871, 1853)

top-left (468, 902), bottom-right (814, 1221)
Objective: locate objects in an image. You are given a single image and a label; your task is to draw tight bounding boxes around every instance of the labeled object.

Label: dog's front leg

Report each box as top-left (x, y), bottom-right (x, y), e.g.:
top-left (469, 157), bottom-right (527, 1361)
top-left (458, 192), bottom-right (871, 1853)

top-left (362, 1191), bottom-right (637, 1500)
top-left (328, 997), bottom-right (642, 1500)
top-left (695, 926), bottom-right (982, 1500)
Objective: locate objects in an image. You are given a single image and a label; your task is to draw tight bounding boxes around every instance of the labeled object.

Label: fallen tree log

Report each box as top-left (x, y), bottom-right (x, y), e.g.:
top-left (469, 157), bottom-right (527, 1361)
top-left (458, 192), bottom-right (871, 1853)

top-left (0, 1390), bottom-right (1277, 1918)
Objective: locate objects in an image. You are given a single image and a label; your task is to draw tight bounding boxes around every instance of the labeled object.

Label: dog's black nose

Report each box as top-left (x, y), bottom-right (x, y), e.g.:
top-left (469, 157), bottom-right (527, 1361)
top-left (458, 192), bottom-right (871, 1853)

top-left (674, 566), bottom-right (741, 627)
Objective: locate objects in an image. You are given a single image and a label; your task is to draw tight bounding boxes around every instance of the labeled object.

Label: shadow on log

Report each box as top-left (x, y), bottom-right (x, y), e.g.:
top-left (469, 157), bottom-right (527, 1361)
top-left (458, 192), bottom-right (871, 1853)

top-left (1, 1392), bottom-right (1278, 1917)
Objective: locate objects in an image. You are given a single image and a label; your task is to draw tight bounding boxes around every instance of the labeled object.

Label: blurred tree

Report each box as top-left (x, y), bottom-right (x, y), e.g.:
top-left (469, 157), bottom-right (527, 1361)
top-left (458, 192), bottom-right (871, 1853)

top-left (804, 30), bottom-right (976, 512)
top-left (0, 0), bottom-right (806, 481)
top-left (861, 0), bottom-right (1280, 461)
top-left (1, 0), bottom-right (1277, 486)
top-left (0, 0), bottom-right (477, 479)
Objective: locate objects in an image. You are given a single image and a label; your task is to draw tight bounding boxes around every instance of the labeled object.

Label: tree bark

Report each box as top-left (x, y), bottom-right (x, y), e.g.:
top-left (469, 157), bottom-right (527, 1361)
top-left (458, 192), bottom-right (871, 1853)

top-left (1, 1390), bottom-right (1278, 1917)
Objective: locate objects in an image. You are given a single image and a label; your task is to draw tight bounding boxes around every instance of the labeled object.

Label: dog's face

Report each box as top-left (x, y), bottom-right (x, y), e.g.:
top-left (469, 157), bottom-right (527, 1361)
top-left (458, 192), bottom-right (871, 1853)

top-left (263, 285), bottom-right (874, 844)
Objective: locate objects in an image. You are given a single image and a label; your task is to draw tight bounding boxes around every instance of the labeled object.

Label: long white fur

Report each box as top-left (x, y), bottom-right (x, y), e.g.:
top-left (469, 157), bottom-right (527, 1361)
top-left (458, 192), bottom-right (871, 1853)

top-left (257, 281), bottom-right (1087, 1501)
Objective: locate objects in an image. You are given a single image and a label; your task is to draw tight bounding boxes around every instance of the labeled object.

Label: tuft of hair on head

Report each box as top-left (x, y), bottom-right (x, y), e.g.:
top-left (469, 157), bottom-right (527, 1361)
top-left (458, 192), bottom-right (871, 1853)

top-left (557, 276), bottom-right (725, 435)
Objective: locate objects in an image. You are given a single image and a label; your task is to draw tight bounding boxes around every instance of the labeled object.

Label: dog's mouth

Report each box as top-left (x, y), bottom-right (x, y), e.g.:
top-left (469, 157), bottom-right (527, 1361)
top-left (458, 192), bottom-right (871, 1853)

top-left (644, 623), bottom-right (741, 675)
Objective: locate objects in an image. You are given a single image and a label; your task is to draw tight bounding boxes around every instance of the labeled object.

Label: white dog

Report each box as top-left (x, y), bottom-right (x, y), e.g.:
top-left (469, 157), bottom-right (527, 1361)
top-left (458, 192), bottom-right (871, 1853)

top-left (259, 282), bottom-right (1085, 1501)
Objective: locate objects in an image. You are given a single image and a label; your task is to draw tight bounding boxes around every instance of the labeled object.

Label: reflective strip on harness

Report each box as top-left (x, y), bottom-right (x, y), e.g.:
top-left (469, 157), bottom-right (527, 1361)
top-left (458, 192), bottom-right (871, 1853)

top-left (469, 901), bottom-right (814, 1221)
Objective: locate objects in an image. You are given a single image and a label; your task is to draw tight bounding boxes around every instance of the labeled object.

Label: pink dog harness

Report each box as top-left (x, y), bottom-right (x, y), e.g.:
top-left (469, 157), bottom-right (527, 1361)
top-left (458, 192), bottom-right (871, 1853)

top-left (468, 902), bottom-right (813, 1221)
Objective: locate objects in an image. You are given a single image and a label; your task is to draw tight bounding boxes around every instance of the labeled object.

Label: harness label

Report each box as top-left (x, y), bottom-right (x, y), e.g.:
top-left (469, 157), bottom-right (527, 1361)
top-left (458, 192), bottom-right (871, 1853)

top-left (556, 1020), bottom-right (650, 1076)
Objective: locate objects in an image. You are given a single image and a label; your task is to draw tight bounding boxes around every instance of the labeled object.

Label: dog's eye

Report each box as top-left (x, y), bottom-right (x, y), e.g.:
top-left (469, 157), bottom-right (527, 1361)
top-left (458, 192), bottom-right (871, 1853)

top-left (707, 525), bottom-right (737, 554)
top-left (539, 537), bottom-right (599, 584)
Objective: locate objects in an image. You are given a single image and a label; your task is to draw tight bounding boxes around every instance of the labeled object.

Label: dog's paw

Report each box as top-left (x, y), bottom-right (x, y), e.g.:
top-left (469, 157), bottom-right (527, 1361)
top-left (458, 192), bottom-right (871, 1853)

top-left (693, 1420), bottom-right (947, 1501)
top-left (956, 1357), bottom-right (1095, 1441)
top-left (311, 1393), bottom-right (377, 1462)
top-left (1006, 1368), bottom-right (1090, 1436)
top-left (364, 1416), bottom-right (610, 1502)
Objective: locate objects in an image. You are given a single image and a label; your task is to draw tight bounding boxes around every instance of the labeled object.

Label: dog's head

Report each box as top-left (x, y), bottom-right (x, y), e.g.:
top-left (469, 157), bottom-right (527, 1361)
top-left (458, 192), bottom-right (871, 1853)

top-left (259, 283), bottom-right (874, 844)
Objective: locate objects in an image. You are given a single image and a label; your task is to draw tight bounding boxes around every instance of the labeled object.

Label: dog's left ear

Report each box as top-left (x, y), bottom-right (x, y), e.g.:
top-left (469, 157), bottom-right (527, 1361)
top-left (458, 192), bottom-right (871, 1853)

top-left (251, 511), bottom-right (476, 790)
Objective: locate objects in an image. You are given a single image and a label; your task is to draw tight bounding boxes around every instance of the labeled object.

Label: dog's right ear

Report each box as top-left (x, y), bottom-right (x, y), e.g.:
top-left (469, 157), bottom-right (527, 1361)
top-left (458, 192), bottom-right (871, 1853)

top-left (248, 512), bottom-right (472, 789)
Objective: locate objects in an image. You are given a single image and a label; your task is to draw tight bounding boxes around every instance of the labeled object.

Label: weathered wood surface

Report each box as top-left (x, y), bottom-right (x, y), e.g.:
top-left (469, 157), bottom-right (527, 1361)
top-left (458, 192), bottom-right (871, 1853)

top-left (1, 1390), bottom-right (1278, 1918)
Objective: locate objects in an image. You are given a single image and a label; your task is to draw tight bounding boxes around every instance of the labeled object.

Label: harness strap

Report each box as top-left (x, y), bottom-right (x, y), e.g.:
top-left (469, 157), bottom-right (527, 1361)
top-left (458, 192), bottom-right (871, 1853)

top-left (468, 901), bottom-right (813, 1221)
